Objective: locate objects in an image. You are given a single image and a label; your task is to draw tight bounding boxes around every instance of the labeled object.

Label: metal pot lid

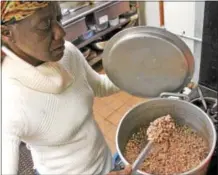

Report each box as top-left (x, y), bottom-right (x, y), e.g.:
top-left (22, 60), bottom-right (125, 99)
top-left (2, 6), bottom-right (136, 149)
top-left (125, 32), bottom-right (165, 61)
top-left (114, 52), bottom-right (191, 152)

top-left (102, 26), bottom-right (195, 98)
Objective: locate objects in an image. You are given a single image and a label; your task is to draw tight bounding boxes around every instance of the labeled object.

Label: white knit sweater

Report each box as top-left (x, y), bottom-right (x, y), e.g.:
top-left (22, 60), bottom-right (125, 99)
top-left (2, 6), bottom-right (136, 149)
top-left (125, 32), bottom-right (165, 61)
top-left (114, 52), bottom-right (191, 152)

top-left (2, 41), bottom-right (119, 174)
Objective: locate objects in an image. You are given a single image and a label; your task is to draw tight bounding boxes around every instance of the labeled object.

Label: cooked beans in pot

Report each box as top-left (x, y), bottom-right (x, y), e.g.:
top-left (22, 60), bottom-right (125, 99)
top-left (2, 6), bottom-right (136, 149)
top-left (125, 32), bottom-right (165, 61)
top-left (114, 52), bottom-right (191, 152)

top-left (124, 115), bottom-right (209, 175)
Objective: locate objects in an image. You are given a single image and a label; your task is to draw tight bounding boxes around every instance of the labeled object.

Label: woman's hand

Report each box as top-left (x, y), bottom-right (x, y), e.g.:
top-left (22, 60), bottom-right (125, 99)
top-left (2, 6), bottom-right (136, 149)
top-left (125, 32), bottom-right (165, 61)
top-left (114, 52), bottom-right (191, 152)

top-left (107, 165), bottom-right (132, 175)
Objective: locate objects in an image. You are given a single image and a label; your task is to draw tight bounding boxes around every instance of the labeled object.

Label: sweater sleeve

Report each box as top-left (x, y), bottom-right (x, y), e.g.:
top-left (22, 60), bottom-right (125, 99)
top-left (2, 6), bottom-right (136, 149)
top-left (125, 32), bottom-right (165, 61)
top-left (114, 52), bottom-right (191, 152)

top-left (2, 97), bottom-right (27, 175)
top-left (69, 42), bottom-right (120, 97)
top-left (83, 59), bottom-right (120, 97)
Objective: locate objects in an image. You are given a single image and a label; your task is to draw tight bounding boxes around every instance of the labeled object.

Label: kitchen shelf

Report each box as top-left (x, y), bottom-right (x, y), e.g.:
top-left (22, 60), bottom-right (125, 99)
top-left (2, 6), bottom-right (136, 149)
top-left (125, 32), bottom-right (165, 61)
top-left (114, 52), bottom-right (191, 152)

top-left (74, 19), bottom-right (130, 49)
top-left (61, 1), bottom-right (115, 26)
top-left (88, 53), bottom-right (103, 66)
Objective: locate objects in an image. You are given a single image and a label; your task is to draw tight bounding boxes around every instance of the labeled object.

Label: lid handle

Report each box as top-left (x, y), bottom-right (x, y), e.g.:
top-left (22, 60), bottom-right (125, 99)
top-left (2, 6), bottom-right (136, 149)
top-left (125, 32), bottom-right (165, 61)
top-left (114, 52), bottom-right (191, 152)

top-left (160, 92), bottom-right (190, 101)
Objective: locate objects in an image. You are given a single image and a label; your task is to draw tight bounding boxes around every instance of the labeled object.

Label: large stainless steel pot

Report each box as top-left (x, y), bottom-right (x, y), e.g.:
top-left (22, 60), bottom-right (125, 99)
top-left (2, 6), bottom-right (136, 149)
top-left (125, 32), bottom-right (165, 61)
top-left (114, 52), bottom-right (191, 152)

top-left (116, 98), bottom-right (217, 175)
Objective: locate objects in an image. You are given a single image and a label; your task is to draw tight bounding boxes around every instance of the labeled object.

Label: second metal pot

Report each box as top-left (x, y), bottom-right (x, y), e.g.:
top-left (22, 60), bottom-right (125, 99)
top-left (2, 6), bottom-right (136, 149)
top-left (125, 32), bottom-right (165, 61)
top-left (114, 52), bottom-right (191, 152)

top-left (116, 98), bottom-right (217, 175)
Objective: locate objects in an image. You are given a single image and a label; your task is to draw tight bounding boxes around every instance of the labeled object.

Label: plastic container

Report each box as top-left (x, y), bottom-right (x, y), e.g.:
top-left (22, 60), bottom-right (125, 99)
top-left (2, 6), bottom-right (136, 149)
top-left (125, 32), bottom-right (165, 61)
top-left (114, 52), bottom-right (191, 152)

top-left (109, 17), bottom-right (119, 27)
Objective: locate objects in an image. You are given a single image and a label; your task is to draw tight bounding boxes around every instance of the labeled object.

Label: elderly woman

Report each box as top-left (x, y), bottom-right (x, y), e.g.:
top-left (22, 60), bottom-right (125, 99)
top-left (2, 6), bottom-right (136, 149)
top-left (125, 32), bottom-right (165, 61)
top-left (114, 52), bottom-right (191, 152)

top-left (1, 1), bottom-right (131, 175)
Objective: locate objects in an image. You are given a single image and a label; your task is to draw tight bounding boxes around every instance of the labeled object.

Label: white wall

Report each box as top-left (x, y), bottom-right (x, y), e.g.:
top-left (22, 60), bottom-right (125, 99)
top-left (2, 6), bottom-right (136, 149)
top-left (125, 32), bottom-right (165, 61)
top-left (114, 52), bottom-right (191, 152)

top-left (164, 2), bottom-right (195, 53)
top-left (144, 1), bottom-right (205, 83)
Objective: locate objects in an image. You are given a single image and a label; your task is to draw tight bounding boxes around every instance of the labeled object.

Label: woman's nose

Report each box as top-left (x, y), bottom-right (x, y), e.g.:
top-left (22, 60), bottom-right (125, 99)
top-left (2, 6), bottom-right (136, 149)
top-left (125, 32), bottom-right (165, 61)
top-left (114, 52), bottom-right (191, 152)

top-left (52, 21), bottom-right (66, 41)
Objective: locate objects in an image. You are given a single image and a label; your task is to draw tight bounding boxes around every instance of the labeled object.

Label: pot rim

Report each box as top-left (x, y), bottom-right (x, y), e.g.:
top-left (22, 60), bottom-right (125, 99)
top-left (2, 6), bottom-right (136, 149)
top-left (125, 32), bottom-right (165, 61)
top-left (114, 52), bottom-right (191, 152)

top-left (116, 98), bottom-right (217, 175)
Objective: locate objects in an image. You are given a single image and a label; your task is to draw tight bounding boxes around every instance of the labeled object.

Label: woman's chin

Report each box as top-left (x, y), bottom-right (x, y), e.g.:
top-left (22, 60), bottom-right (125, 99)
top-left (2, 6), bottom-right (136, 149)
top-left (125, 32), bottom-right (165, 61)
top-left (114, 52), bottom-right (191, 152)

top-left (50, 51), bottom-right (64, 62)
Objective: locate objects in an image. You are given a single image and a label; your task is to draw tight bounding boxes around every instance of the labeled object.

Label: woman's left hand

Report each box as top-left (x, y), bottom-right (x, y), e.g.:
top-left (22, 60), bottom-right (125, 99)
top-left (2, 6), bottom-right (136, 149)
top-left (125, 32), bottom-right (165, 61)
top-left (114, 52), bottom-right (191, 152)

top-left (107, 165), bottom-right (132, 175)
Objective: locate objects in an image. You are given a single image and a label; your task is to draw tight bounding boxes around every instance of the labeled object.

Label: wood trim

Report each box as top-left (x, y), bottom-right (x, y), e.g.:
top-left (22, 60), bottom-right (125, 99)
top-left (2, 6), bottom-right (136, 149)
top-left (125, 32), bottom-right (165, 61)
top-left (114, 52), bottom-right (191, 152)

top-left (159, 1), bottom-right (165, 26)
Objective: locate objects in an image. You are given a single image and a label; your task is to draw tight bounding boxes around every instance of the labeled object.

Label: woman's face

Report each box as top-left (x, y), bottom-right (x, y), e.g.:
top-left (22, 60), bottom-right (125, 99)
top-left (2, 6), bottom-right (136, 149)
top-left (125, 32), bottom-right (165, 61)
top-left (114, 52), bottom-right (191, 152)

top-left (3, 2), bottom-right (66, 64)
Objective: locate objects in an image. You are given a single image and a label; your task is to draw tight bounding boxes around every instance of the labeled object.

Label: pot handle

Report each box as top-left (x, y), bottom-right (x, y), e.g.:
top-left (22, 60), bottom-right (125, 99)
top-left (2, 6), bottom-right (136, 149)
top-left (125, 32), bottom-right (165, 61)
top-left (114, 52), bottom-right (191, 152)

top-left (160, 92), bottom-right (190, 101)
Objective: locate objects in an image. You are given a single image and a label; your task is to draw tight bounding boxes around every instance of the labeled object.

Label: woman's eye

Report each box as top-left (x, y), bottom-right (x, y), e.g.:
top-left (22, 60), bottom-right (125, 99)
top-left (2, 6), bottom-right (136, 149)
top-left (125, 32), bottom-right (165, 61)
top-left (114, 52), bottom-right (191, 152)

top-left (38, 19), bottom-right (51, 30)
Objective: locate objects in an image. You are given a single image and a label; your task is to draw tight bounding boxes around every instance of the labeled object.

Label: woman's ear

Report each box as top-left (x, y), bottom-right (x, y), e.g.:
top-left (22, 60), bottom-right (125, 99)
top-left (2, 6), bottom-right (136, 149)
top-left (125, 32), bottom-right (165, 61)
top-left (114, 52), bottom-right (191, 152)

top-left (1, 25), bottom-right (15, 44)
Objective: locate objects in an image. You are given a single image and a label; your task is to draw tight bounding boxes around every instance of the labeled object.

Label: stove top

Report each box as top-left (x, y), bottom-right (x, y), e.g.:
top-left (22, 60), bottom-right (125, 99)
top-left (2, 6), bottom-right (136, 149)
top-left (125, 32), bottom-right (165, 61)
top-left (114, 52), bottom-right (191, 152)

top-left (188, 85), bottom-right (217, 101)
top-left (189, 85), bottom-right (217, 129)
top-left (187, 85), bottom-right (217, 175)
